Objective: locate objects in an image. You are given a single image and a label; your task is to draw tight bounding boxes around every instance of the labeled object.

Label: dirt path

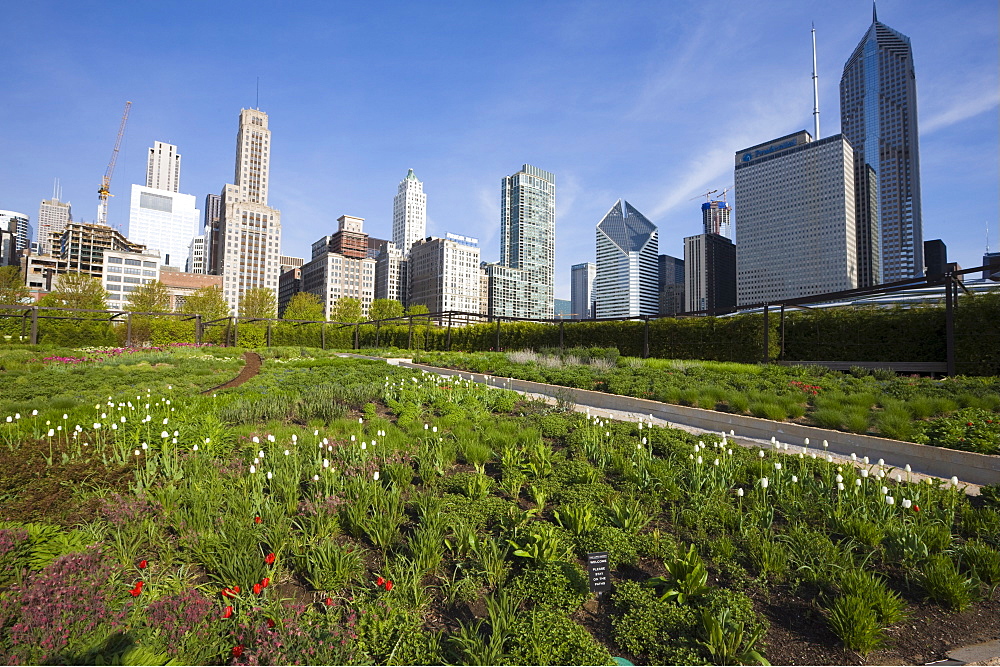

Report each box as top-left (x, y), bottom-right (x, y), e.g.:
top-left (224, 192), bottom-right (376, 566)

top-left (201, 351), bottom-right (262, 394)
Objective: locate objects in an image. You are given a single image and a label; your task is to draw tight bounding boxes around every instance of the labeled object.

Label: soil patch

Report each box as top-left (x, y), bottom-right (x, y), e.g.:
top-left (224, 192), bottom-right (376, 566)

top-left (201, 351), bottom-right (262, 394)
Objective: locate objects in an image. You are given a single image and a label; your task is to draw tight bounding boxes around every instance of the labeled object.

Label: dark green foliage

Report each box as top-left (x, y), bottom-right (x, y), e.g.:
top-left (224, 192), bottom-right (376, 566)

top-left (919, 554), bottom-right (980, 610)
top-left (507, 609), bottom-right (614, 666)
top-left (507, 560), bottom-right (589, 612)
top-left (914, 408), bottom-right (1000, 454)
top-left (611, 580), bottom-right (702, 665)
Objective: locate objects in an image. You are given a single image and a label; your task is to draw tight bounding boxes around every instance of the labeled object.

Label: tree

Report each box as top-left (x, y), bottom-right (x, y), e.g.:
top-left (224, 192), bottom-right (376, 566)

top-left (180, 286), bottom-right (230, 322)
top-left (329, 297), bottom-right (363, 323)
top-left (282, 291), bottom-right (325, 321)
top-left (126, 281), bottom-right (171, 313)
top-left (406, 303), bottom-right (430, 317)
top-left (239, 287), bottom-right (276, 319)
top-left (369, 298), bottom-right (404, 322)
top-left (0, 266), bottom-right (28, 307)
top-left (39, 272), bottom-right (108, 311)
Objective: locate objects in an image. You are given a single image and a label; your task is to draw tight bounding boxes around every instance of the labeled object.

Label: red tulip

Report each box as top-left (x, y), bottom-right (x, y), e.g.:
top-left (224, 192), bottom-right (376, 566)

top-left (129, 580), bottom-right (144, 596)
top-left (261, 577), bottom-right (270, 588)
top-left (385, 580), bottom-right (393, 591)
top-left (266, 618), bottom-right (276, 628)
top-left (254, 516), bottom-right (262, 524)
top-left (913, 505), bottom-right (921, 512)
top-left (221, 588), bottom-right (234, 598)
top-left (138, 559), bottom-right (148, 569)
top-left (233, 585), bottom-right (241, 593)
top-left (264, 552), bottom-right (275, 565)
top-left (324, 597), bottom-right (334, 606)
top-left (223, 605), bottom-right (233, 618)
top-left (253, 583), bottom-right (262, 595)
top-left (232, 645), bottom-right (243, 658)
top-left (376, 576), bottom-right (385, 587)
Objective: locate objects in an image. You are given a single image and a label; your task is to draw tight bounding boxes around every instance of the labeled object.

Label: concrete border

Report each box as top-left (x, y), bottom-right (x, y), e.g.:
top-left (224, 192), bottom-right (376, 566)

top-left (398, 360), bottom-right (1000, 487)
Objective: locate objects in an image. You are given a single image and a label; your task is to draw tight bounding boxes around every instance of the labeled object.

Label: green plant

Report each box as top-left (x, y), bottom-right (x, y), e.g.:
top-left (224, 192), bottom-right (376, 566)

top-left (837, 569), bottom-right (907, 625)
top-left (611, 580), bottom-right (701, 665)
top-left (919, 553), bottom-right (979, 611)
top-left (645, 544), bottom-right (711, 604)
top-left (606, 495), bottom-right (652, 532)
top-left (510, 522), bottom-right (570, 566)
top-left (955, 539), bottom-right (1000, 593)
top-left (553, 504), bottom-right (598, 536)
top-left (826, 594), bottom-right (886, 653)
top-left (698, 607), bottom-right (770, 665)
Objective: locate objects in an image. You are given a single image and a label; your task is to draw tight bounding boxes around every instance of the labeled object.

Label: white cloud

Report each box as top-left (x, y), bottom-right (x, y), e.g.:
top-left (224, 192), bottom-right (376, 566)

top-left (921, 91), bottom-right (1000, 135)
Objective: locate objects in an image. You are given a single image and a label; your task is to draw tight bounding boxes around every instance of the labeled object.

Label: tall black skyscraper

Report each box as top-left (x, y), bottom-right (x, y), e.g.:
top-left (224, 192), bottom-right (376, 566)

top-left (841, 7), bottom-right (923, 283)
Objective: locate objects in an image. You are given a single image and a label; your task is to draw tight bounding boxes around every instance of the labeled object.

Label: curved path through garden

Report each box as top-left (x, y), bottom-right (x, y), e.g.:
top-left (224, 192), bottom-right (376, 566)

top-left (201, 351), bottom-right (262, 394)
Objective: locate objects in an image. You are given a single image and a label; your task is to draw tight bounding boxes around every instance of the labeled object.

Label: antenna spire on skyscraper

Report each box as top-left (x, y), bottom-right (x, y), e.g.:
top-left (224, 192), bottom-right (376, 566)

top-left (873, 1), bottom-right (878, 23)
top-left (812, 22), bottom-right (821, 139)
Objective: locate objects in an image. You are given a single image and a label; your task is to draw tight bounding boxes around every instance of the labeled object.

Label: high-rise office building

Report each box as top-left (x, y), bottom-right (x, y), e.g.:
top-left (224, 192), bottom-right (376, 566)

top-left (214, 108), bottom-right (282, 314)
top-left (127, 185), bottom-right (200, 269)
top-left (37, 198), bottom-right (71, 256)
top-left (734, 131), bottom-right (858, 305)
top-left (983, 252), bottom-right (1000, 281)
top-left (146, 141), bottom-right (181, 193)
top-left (658, 254), bottom-right (685, 316)
top-left (570, 262), bottom-right (596, 319)
top-left (301, 215), bottom-right (376, 319)
top-left (841, 10), bottom-right (922, 281)
top-left (187, 234), bottom-right (207, 274)
top-left (408, 233), bottom-right (481, 321)
top-left (923, 239), bottom-right (947, 279)
top-left (684, 233), bottom-right (736, 314)
top-left (204, 193), bottom-right (222, 273)
top-left (593, 200), bottom-right (659, 318)
top-left (392, 169), bottom-right (426, 256)
top-left (702, 201), bottom-right (732, 238)
top-left (0, 211), bottom-right (30, 265)
top-left (486, 164), bottom-right (555, 319)
top-left (375, 243), bottom-right (408, 306)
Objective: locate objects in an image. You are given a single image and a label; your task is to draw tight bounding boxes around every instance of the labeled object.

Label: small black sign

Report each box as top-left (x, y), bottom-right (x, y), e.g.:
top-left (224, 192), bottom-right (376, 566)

top-left (586, 551), bottom-right (610, 593)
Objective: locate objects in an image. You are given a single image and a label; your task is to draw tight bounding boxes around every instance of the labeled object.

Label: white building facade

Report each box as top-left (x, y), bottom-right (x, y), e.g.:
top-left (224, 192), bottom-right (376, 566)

top-left (187, 234), bottom-right (207, 273)
top-left (594, 200), bottom-right (659, 318)
top-left (408, 234), bottom-right (481, 320)
top-left (103, 250), bottom-right (161, 311)
top-left (375, 243), bottom-right (408, 306)
top-left (127, 185), bottom-right (200, 269)
top-left (36, 198), bottom-right (71, 256)
top-left (734, 131), bottom-right (858, 305)
top-left (146, 141), bottom-right (181, 193)
top-left (392, 169), bottom-right (426, 256)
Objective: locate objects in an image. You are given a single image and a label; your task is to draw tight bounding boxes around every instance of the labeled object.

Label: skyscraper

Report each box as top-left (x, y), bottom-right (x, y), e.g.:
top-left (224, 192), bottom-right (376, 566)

top-left (127, 184), bottom-right (200, 268)
top-left (0, 211), bottom-right (31, 257)
top-left (37, 197), bottom-right (71, 256)
top-left (214, 108), bottom-right (282, 314)
top-left (570, 262), bottom-right (596, 319)
top-left (658, 254), bottom-right (685, 316)
top-left (486, 164), bottom-right (555, 319)
top-left (841, 9), bottom-right (922, 281)
top-left (734, 131), bottom-right (858, 305)
top-left (392, 169), bottom-right (426, 256)
top-left (408, 234), bottom-right (481, 321)
top-left (684, 233), bottom-right (736, 314)
top-left (701, 201), bottom-right (731, 238)
top-left (203, 193), bottom-right (222, 273)
top-left (593, 200), bottom-right (659, 318)
top-left (301, 215), bottom-right (376, 319)
top-left (146, 141), bottom-right (181, 193)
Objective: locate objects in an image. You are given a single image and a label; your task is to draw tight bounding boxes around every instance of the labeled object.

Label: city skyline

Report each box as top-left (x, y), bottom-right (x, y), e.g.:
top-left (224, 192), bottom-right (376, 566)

top-left (1, 1), bottom-right (996, 299)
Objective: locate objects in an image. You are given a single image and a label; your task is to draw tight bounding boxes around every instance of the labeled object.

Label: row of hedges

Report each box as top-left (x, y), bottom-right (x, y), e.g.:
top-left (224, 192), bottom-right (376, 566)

top-left (3, 291), bottom-right (998, 375)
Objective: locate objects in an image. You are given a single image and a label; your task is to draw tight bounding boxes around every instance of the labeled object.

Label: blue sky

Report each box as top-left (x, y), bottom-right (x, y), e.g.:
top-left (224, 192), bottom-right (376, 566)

top-left (2, 0), bottom-right (997, 298)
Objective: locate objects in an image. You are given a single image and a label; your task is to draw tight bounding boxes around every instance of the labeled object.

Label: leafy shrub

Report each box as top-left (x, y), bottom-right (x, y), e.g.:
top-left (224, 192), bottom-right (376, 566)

top-left (611, 580), bottom-right (701, 665)
top-left (955, 539), bottom-right (1000, 589)
top-left (507, 561), bottom-right (589, 612)
top-left (697, 607), bottom-right (769, 666)
top-left (919, 554), bottom-right (979, 610)
top-left (645, 544), bottom-right (710, 603)
top-left (507, 609), bottom-right (613, 666)
top-left (826, 594), bottom-right (886, 653)
top-left (837, 569), bottom-right (907, 625)
top-left (914, 408), bottom-right (1000, 454)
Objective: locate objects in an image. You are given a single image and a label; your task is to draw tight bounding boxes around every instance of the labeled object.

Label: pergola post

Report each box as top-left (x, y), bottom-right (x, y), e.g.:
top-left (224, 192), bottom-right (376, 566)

top-left (321, 322), bottom-right (326, 350)
top-left (407, 316), bottom-right (414, 349)
top-left (945, 273), bottom-right (956, 376)
top-left (30, 307), bottom-right (38, 345)
top-left (762, 303), bottom-right (770, 364)
top-left (126, 312), bottom-right (133, 347)
top-left (642, 316), bottom-right (650, 359)
top-left (266, 320), bottom-right (272, 347)
top-left (446, 313), bottom-right (453, 351)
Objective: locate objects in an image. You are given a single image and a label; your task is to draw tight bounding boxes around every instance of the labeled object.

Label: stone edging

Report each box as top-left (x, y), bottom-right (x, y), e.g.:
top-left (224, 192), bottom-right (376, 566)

top-left (395, 360), bottom-right (1000, 488)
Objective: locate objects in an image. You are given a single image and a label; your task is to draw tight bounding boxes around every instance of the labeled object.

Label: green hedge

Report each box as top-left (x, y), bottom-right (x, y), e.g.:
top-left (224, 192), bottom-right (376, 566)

top-left (3, 291), bottom-right (998, 375)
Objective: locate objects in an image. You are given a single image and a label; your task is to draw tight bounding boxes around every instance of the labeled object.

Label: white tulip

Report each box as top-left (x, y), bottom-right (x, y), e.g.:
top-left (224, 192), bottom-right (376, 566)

top-left (837, 482), bottom-right (845, 491)
top-left (250, 465), bottom-right (256, 474)
top-left (759, 477), bottom-right (769, 489)
top-left (266, 471), bottom-right (273, 480)
top-left (374, 471), bottom-right (380, 481)
top-left (737, 488), bottom-right (744, 497)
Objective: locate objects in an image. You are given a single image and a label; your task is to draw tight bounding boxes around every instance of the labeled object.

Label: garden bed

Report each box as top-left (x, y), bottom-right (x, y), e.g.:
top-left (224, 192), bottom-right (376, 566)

top-left (405, 348), bottom-right (1000, 455)
top-left (1, 346), bottom-right (999, 665)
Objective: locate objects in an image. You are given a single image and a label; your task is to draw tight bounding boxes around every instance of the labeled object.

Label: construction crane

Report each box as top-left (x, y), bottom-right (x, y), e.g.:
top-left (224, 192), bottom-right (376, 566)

top-left (97, 101), bottom-right (132, 227)
top-left (717, 185), bottom-right (733, 202)
top-left (689, 189), bottom-right (718, 202)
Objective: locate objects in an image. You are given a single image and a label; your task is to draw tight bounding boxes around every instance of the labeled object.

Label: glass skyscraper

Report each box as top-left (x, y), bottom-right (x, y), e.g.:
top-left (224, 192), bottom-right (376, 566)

top-left (840, 9), bottom-right (922, 282)
top-left (486, 164), bottom-right (555, 319)
top-left (594, 200), bottom-right (659, 318)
